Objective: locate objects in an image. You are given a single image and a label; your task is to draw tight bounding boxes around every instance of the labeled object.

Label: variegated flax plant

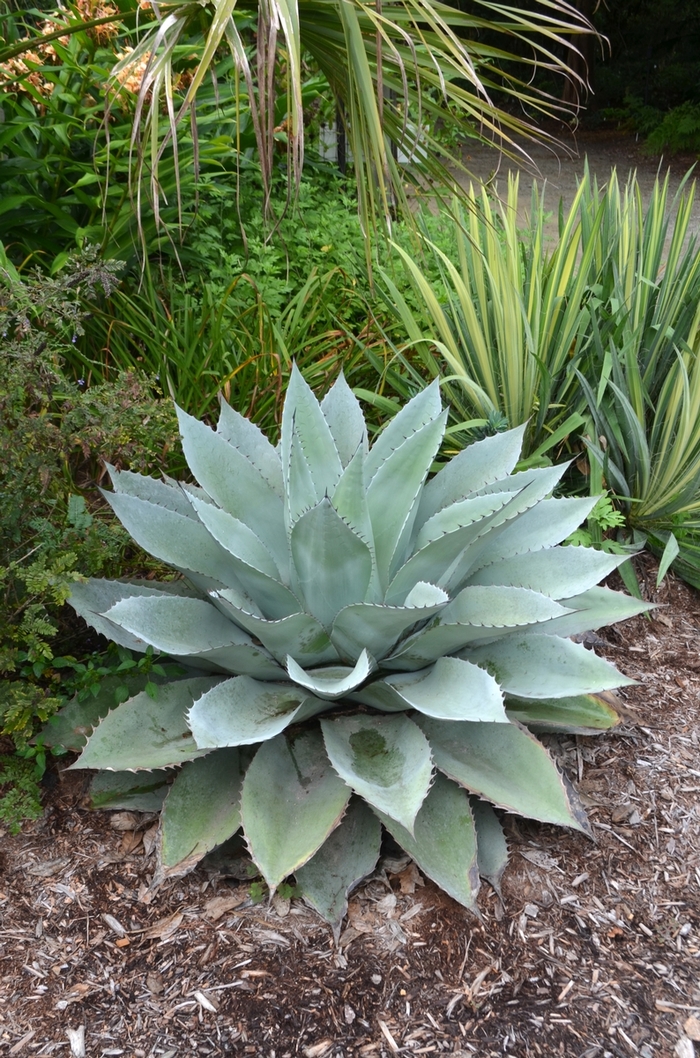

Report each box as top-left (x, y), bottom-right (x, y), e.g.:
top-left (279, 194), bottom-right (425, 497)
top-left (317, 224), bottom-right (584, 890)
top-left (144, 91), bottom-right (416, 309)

top-left (380, 173), bottom-right (598, 461)
top-left (62, 370), bottom-right (648, 928)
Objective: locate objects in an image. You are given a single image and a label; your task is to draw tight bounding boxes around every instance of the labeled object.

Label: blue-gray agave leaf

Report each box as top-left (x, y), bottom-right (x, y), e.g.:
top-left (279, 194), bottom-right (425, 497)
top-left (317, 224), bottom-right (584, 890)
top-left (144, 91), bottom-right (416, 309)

top-left (321, 713), bottom-right (433, 833)
top-left (176, 405), bottom-right (288, 564)
top-left (373, 773), bottom-right (480, 912)
top-left (295, 798), bottom-right (381, 937)
top-left (415, 424), bottom-right (527, 526)
top-left (290, 499), bottom-right (373, 627)
top-left (360, 657), bottom-right (507, 722)
top-left (216, 398), bottom-right (284, 497)
top-left (107, 465), bottom-right (197, 518)
top-left (320, 373), bottom-right (368, 467)
top-left (240, 728), bottom-right (351, 892)
top-left (158, 750), bottom-right (244, 880)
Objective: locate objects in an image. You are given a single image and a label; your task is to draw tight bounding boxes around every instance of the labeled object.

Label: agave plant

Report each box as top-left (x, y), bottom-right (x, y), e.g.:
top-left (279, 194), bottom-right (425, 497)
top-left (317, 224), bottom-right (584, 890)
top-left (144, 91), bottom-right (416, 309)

top-left (65, 368), bottom-right (648, 927)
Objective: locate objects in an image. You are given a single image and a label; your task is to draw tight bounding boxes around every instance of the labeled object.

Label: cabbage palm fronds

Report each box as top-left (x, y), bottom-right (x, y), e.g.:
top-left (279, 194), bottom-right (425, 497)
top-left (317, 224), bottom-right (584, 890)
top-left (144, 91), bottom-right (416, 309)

top-left (126, 0), bottom-right (596, 234)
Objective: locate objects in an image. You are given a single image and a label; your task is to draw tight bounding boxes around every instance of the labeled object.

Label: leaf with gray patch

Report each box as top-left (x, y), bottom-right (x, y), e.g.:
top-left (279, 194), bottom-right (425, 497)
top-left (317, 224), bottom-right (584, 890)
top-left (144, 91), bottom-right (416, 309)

top-left (321, 714), bottom-right (432, 832)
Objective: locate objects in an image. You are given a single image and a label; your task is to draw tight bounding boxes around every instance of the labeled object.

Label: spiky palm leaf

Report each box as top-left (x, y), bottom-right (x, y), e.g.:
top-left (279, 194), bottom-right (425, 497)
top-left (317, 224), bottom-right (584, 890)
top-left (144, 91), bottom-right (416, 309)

top-left (117, 0), bottom-right (595, 236)
top-left (61, 371), bottom-right (647, 926)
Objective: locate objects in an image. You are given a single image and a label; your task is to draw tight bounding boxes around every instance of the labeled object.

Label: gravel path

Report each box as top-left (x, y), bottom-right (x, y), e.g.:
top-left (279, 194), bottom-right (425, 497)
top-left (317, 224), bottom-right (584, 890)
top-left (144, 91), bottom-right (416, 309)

top-left (454, 128), bottom-right (700, 249)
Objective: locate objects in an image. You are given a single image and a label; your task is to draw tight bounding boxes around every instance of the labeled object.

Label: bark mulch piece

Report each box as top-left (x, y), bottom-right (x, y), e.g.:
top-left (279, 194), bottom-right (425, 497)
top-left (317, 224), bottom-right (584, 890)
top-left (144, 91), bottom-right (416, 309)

top-left (1, 557), bottom-right (699, 1058)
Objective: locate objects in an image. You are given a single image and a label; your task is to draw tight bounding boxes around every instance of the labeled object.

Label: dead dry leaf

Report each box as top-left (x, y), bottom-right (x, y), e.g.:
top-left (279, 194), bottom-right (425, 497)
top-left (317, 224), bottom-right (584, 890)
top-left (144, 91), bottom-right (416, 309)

top-left (397, 862), bottom-right (424, 894)
top-left (611, 803), bottom-right (633, 823)
top-left (66, 983), bottom-right (92, 997)
top-left (203, 891), bottom-right (249, 922)
top-left (119, 830), bottom-right (143, 855)
top-left (142, 911), bottom-right (183, 941)
top-left (347, 911), bottom-right (375, 934)
top-left (110, 811), bottom-right (141, 831)
top-left (375, 893), bottom-right (397, 916)
top-left (684, 1017), bottom-right (700, 1042)
top-left (142, 824), bottom-right (159, 857)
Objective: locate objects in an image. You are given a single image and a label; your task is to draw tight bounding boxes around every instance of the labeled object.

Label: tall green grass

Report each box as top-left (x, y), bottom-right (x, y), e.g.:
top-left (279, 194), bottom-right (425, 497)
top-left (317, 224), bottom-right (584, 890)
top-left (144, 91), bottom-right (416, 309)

top-left (79, 264), bottom-right (373, 426)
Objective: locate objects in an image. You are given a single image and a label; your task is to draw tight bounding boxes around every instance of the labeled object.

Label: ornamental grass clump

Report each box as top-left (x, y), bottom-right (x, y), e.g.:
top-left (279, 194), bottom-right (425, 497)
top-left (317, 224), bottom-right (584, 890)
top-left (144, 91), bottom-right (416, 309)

top-left (67, 368), bottom-right (648, 926)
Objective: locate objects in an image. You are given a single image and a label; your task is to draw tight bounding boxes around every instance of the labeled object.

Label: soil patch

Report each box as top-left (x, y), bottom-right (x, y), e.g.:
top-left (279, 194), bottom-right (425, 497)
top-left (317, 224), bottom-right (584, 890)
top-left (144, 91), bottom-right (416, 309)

top-left (1, 555), bottom-right (699, 1058)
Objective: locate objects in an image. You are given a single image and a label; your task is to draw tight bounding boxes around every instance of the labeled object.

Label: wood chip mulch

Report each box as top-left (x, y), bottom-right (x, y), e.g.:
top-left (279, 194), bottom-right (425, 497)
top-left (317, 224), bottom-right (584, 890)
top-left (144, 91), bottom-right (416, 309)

top-left (1, 557), bottom-right (699, 1058)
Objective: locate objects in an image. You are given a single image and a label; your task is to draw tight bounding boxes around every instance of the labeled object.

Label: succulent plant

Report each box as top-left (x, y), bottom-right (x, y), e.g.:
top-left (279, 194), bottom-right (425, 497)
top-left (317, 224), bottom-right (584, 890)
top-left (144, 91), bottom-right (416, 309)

top-left (65, 368), bottom-right (648, 927)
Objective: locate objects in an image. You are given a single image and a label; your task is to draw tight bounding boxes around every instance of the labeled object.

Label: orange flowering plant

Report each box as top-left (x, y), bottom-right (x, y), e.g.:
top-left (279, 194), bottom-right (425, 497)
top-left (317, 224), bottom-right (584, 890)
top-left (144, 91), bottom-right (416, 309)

top-left (0, 0), bottom-right (237, 258)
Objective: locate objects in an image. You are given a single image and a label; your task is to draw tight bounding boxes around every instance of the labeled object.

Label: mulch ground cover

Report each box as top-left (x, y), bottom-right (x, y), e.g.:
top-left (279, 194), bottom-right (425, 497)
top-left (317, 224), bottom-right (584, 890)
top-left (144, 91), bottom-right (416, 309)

top-left (1, 556), bottom-right (699, 1058)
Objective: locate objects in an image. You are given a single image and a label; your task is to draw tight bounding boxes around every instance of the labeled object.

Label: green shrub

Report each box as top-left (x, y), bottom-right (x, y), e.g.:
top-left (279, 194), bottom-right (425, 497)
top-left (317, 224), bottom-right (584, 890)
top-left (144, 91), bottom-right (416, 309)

top-left (0, 0), bottom-right (279, 263)
top-left (0, 243), bottom-right (179, 753)
top-left (599, 96), bottom-right (700, 157)
top-left (0, 756), bottom-right (43, 835)
top-left (646, 103), bottom-right (700, 155)
top-left (57, 370), bottom-right (647, 925)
